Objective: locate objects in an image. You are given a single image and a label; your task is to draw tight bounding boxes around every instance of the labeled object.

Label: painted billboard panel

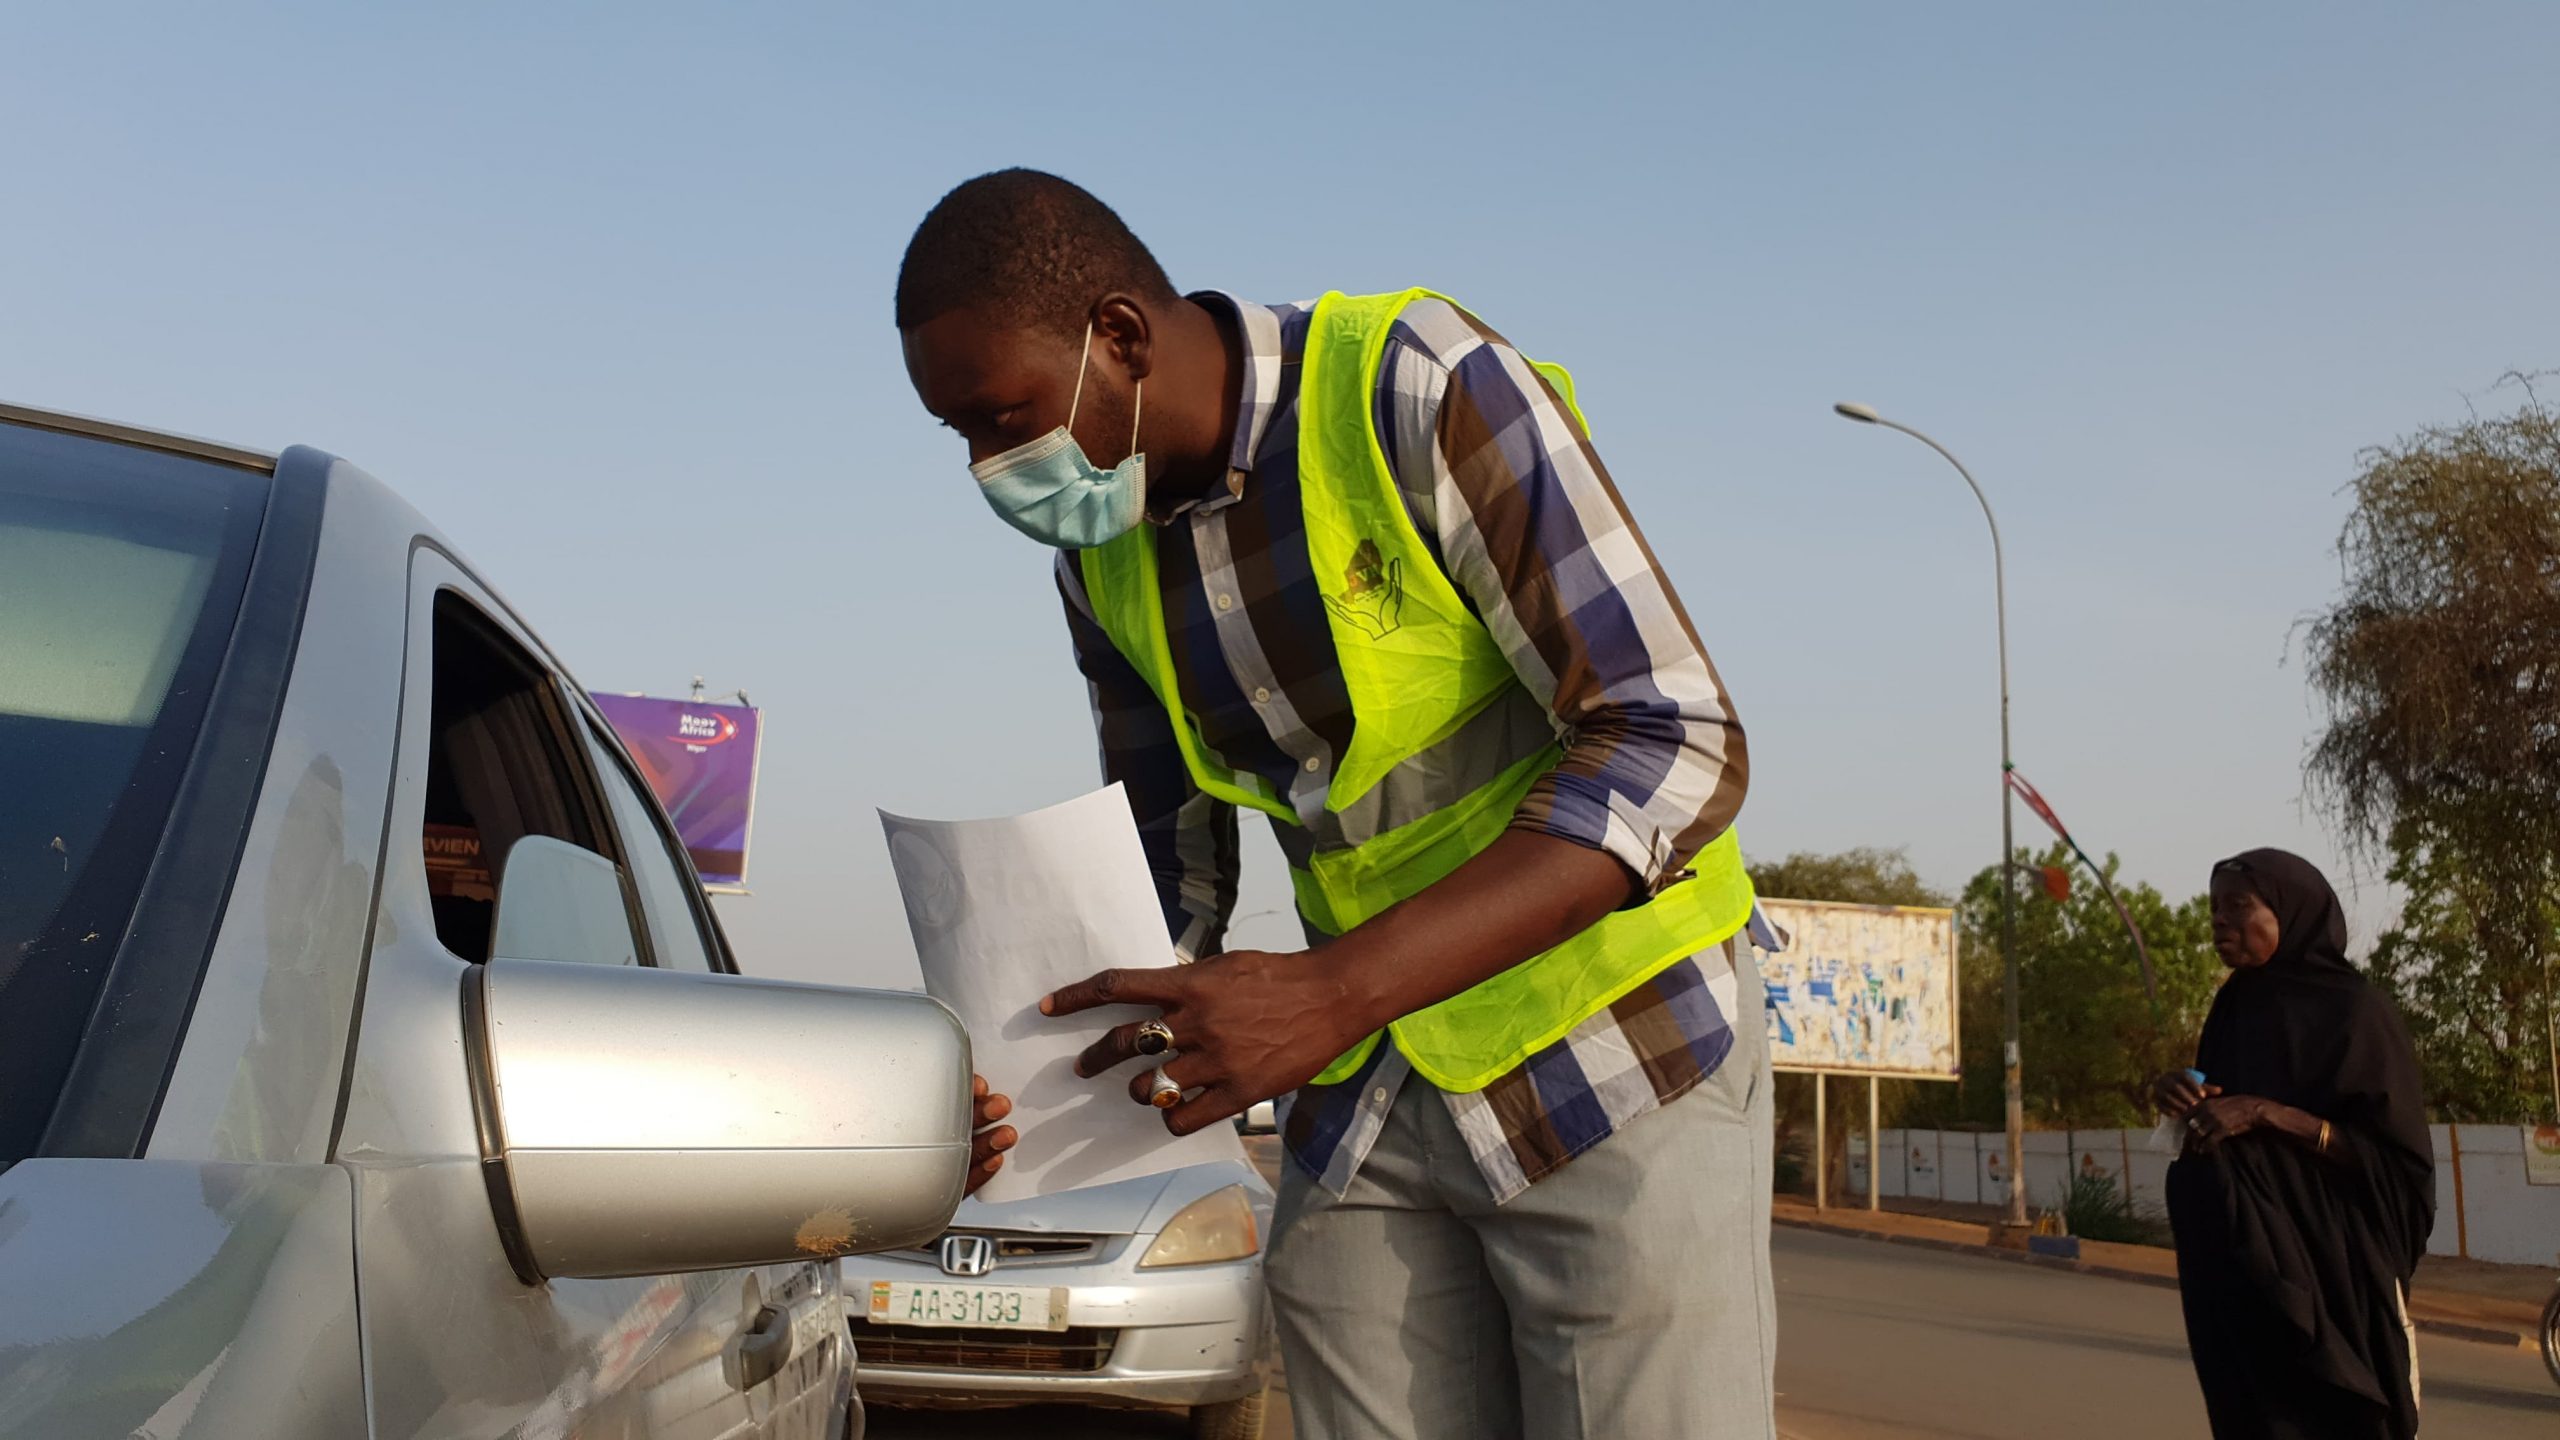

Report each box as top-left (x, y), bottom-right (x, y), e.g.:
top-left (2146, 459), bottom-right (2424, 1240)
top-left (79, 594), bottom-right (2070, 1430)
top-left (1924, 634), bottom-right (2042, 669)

top-left (590, 693), bottom-right (763, 891)
top-left (1752, 897), bottom-right (1959, 1080)
top-left (2527, 1124), bottom-right (2560, 1186)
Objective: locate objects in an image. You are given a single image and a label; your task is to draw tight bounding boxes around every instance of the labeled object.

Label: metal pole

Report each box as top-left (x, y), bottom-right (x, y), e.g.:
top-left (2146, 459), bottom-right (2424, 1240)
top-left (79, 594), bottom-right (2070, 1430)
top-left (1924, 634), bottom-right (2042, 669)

top-left (1868, 1075), bottom-right (1881, 1213)
top-left (2543, 949), bottom-right (2557, 1123)
top-left (2449, 1123), bottom-right (2468, 1258)
top-left (1845, 408), bottom-right (2029, 1229)
top-left (1814, 1076), bottom-right (1828, 1212)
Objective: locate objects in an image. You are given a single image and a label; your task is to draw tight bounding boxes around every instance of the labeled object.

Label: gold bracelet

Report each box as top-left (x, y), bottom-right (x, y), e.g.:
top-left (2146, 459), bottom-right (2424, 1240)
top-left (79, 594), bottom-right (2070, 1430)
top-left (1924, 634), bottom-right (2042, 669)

top-left (2318, 1120), bottom-right (2331, 1153)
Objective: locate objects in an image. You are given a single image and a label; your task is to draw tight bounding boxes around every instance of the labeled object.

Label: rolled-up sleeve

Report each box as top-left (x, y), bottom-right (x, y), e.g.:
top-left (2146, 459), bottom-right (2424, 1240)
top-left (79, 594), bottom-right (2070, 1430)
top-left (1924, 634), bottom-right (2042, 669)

top-left (1055, 554), bottom-right (1239, 958)
top-left (1377, 303), bottom-right (1748, 895)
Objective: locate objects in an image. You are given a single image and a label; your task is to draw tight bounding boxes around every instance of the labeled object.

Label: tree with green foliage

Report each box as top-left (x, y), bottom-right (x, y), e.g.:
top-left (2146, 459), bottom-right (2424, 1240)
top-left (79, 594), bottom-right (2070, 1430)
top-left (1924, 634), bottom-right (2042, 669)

top-left (2364, 809), bottom-right (2560, 1120)
top-left (1747, 847), bottom-right (1949, 910)
top-left (2301, 386), bottom-right (2560, 1123)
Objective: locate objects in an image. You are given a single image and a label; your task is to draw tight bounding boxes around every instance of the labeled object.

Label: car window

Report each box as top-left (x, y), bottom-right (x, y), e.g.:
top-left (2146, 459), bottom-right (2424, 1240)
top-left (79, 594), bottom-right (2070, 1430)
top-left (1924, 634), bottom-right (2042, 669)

top-left (421, 593), bottom-right (640, 967)
top-left (0, 424), bottom-right (265, 1162)
top-left (582, 723), bottom-right (719, 973)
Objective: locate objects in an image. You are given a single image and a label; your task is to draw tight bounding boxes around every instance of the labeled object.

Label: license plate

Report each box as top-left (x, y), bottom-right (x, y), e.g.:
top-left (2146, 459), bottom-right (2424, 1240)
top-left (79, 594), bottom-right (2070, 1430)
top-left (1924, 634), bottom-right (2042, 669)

top-left (867, 1280), bottom-right (1065, 1332)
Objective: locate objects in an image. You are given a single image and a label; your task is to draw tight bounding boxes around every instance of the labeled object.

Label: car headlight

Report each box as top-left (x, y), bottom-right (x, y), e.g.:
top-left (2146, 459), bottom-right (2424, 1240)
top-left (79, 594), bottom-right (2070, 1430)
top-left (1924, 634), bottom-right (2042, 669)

top-left (1138, 1184), bottom-right (1260, 1269)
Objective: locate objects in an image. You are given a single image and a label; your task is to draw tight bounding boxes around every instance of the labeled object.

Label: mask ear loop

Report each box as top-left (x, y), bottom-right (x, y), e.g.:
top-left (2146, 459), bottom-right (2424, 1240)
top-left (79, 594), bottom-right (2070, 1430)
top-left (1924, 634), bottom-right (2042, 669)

top-left (1067, 319), bottom-right (1144, 467)
top-left (1067, 320), bottom-right (1094, 433)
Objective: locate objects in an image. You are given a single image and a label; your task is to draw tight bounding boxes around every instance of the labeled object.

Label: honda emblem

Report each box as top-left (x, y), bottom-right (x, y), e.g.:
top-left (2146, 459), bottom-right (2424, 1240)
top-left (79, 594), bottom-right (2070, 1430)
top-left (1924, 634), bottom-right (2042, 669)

top-left (939, 1233), bottom-right (995, 1278)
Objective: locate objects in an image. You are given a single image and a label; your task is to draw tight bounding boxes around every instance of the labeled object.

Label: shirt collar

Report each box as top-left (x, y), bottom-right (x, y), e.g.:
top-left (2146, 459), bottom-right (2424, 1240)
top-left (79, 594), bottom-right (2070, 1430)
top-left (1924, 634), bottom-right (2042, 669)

top-left (1146, 290), bottom-right (1281, 524)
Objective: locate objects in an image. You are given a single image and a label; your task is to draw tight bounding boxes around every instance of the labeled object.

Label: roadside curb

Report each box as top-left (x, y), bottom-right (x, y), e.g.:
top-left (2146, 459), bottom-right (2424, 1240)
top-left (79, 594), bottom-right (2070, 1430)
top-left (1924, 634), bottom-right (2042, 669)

top-left (2412, 1316), bottom-right (2536, 1349)
top-left (1772, 1212), bottom-right (2536, 1351)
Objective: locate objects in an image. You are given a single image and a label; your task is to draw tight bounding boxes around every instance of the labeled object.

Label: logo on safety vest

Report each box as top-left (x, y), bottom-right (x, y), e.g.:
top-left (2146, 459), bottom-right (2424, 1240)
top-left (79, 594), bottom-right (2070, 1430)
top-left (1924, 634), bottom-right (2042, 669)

top-left (1327, 539), bottom-right (1404, 639)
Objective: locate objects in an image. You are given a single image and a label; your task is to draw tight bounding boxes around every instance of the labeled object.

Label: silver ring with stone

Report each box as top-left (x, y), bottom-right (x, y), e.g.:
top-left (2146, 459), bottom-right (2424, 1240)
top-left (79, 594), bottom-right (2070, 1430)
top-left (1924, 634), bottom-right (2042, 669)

top-left (1147, 1069), bottom-right (1183, 1109)
top-left (1134, 1019), bottom-right (1175, 1057)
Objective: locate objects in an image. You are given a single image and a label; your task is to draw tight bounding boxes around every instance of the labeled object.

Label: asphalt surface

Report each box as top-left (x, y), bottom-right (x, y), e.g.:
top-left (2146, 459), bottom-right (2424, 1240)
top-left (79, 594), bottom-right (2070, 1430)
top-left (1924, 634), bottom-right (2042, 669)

top-left (868, 1224), bottom-right (2558, 1438)
top-left (1769, 1226), bottom-right (2559, 1438)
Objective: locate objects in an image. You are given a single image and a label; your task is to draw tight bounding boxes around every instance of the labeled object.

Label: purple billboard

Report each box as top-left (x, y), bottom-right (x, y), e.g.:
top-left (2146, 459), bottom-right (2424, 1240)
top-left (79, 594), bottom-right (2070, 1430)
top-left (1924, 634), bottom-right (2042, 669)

top-left (591, 693), bottom-right (763, 891)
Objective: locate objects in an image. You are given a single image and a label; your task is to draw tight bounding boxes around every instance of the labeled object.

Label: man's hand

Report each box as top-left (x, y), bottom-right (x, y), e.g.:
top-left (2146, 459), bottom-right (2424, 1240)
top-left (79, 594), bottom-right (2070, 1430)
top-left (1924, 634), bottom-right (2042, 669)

top-left (964, 1074), bottom-right (1017, 1196)
top-left (1042, 948), bottom-right (1372, 1137)
top-left (1039, 831), bottom-right (1637, 1136)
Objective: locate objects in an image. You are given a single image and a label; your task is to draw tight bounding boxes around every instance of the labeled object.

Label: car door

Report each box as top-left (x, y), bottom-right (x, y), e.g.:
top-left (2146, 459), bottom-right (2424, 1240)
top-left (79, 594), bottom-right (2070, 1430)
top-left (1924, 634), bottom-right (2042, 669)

top-left (336, 549), bottom-right (838, 1440)
top-left (572, 707), bottom-right (849, 1440)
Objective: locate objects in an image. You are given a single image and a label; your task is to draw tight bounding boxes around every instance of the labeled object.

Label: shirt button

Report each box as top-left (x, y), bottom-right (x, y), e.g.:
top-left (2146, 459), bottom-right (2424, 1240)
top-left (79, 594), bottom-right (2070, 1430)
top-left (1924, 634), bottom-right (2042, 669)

top-left (1303, 756), bottom-right (1321, 773)
top-left (1371, 1088), bottom-right (1389, 1106)
top-left (1253, 687), bottom-right (1272, 704)
top-left (1214, 593), bottom-right (1235, 612)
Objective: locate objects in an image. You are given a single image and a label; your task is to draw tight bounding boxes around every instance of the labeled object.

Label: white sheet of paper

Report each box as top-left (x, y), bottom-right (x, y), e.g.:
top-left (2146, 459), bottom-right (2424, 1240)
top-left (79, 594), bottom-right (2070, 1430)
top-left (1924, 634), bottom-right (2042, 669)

top-left (881, 784), bottom-right (1246, 1205)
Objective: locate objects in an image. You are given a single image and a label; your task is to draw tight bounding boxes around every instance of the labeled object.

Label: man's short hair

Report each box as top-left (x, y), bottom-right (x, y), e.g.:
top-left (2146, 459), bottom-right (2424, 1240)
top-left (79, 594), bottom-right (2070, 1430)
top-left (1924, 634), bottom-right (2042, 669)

top-left (895, 169), bottom-right (1177, 339)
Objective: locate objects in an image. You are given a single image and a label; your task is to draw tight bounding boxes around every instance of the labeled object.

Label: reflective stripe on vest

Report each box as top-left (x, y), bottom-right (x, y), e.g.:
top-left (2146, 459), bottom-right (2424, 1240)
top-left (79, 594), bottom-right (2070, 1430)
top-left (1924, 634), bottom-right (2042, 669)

top-left (1078, 288), bottom-right (1754, 1092)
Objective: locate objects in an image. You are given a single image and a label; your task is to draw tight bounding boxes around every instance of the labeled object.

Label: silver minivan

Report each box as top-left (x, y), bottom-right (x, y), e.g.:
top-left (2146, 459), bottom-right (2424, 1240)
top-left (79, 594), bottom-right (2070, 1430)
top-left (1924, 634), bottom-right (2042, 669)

top-left (0, 405), bottom-right (972, 1440)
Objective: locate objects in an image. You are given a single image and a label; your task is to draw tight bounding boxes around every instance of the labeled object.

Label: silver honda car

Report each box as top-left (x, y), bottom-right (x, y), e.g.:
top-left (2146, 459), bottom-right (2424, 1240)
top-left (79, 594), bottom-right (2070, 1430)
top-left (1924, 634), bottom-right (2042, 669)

top-left (850, 1156), bottom-right (1277, 1439)
top-left (0, 403), bottom-right (975, 1440)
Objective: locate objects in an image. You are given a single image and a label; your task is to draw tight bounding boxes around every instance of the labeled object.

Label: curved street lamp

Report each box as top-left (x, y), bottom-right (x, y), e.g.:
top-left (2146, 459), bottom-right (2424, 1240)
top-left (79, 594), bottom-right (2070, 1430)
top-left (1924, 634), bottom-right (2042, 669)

top-left (1834, 401), bottom-right (2028, 1231)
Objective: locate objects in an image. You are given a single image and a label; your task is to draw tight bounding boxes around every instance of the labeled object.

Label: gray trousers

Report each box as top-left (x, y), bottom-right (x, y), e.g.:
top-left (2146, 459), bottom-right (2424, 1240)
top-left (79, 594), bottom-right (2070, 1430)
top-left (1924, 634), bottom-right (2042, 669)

top-left (1267, 947), bottom-right (1777, 1440)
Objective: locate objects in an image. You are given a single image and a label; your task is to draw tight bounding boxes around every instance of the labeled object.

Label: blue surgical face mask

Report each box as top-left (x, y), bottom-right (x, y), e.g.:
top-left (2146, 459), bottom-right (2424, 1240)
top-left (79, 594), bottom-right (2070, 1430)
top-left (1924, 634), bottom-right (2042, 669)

top-left (969, 323), bottom-right (1145, 549)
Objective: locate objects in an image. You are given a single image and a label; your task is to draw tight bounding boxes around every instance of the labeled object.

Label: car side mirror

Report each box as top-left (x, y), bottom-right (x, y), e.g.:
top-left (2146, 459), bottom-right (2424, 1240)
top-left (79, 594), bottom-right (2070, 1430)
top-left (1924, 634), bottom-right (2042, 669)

top-left (462, 959), bottom-right (971, 1282)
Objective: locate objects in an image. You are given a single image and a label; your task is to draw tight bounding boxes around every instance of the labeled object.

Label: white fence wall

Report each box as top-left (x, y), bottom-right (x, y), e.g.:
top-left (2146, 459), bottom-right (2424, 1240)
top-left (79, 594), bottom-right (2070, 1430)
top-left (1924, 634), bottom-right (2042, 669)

top-left (2439, 1124), bottom-right (2560, 1265)
top-left (2425, 1125), bottom-right (2458, 1260)
top-left (1858, 1124), bottom-right (2560, 1267)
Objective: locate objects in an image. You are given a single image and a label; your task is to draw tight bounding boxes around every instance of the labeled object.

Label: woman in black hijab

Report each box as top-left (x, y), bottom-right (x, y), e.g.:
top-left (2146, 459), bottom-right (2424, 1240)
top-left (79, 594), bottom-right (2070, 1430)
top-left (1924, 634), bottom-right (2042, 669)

top-left (2155, 848), bottom-right (2435, 1439)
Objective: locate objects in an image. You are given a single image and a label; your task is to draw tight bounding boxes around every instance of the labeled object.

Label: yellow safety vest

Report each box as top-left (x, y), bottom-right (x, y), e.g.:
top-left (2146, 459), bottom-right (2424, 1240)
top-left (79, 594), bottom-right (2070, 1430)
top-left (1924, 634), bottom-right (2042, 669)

top-left (1078, 288), bottom-right (1753, 1092)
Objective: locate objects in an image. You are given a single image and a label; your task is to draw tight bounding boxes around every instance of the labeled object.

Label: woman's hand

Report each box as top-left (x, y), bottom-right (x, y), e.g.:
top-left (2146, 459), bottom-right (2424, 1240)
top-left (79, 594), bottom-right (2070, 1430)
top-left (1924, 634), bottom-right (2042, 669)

top-left (2152, 1071), bottom-right (2217, 1119)
top-left (964, 1074), bottom-right (1017, 1196)
top-left (2184, 1094), bottom-right (2268, 1152)
top-left (1042, 948), bottom-right (1375, 1136)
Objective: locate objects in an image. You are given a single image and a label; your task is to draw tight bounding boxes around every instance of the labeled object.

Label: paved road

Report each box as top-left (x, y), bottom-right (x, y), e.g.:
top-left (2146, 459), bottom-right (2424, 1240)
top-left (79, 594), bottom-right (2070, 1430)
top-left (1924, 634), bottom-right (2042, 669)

top-left (1772, 1226), bottom-right (2559, 1439)
top-left (871, 1225), bottom-right (2556, 1438)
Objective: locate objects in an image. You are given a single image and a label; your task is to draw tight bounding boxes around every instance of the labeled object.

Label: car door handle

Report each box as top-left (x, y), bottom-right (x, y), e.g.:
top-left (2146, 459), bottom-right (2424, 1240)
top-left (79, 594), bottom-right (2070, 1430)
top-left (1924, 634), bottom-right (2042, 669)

top-left (733, 1304), bottom-right (794, 1392)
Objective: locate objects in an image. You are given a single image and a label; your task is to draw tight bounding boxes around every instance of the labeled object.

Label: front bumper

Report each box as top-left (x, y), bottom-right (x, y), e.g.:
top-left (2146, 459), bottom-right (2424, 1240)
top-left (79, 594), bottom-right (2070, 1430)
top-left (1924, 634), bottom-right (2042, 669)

top-left (848, 1239), bottom-right (1272, 1409)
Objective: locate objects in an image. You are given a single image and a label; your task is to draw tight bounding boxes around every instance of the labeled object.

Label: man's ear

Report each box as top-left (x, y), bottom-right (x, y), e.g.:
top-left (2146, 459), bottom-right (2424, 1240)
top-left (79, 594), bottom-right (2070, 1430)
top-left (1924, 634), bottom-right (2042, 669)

top-left (1091, 293), bottom-right (1155, 382)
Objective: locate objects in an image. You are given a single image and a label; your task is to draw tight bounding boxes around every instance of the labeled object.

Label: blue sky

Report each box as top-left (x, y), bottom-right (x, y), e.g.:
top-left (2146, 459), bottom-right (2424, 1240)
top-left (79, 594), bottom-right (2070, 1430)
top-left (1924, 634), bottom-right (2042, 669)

top-left (7, 4), bottom-right (2554, 988)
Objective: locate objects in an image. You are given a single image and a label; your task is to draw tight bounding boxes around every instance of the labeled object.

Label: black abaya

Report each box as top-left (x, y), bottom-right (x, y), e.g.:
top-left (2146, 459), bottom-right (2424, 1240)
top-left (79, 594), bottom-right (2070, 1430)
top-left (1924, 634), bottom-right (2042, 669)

top-left (2166, 849), bottom-right (2434, 1440)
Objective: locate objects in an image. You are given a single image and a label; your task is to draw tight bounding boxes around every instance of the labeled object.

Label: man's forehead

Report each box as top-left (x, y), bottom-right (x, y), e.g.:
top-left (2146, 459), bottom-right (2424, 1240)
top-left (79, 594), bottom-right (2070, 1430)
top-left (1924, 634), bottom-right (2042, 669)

top-left (907, 307), bottom-right (1073, 382)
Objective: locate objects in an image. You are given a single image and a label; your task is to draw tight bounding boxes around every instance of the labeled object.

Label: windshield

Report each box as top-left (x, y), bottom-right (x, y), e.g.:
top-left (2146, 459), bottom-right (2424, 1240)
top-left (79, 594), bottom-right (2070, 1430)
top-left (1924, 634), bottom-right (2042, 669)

top-left (0, 422), bottom-right (266, 1162)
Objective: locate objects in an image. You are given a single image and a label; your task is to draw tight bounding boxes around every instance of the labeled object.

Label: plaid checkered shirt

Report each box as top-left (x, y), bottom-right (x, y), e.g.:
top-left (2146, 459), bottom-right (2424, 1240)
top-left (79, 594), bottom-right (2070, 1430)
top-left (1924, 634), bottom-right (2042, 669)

top-left (1055, 292), bottom-right (1750, 1203)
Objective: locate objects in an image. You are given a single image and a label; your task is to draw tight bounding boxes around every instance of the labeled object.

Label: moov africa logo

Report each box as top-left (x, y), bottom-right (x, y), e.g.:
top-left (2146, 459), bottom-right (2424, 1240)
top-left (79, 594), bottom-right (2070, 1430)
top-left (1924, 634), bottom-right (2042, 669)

top-left (674, 711), bottom-right (739, 752)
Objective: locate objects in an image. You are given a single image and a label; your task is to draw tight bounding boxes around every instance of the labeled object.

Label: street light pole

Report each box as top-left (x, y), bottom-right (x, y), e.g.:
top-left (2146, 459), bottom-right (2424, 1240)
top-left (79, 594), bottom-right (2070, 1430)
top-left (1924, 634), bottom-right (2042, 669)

top-left (1834, 402), bottom-right (2027, 1229)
